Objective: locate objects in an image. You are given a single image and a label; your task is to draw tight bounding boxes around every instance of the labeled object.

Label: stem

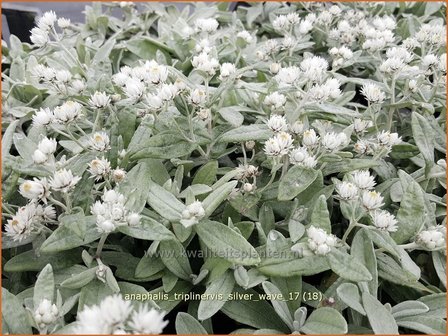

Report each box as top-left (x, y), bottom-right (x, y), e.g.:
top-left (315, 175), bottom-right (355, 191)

top-left (342, 220), bottom-right (356, 243)
top-left (48, 196), bottom-right (68, 212)
top-left (95, 234), bottom-right (108, 258)
top-left (280, 155), bottom-right (289, 178)
top-left (387, 74), bottom-right (396, 131)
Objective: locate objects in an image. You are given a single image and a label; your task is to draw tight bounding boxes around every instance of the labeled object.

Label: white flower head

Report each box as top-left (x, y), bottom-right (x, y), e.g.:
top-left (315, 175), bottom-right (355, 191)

top-left (4, 204), bottom-right (37, 241)
top-left (145, 94), bottom-right (164, 110)
top-left (181, 200), bottom-right (205, 228)
top-left (264, 92), bottom-right (286, 110)
top-left (336, 181), bottom-right (359, 200)
top-left (143, 60), bottom-right (169, 84)
top-left (275, 67), bottom-right (301, 86)
top-left (37, 11), bottom-right (57, 30)
top-left (37, 137), bottom-right (57, 155)
top-left (371, 210), bottom-right (398, 232)
top-left (189, 88), bottom-right (207, 106)
top-left (50, 169), bottom-right (81, 193)
top-left (53, 101), bottom-right (82, 124)
top-left (89, 91), bottom-right (111, 108)
top-left (128, 306), bottom-right (168, 334)
top-left (266, 114), bottom-right (288, 133)
top-left (192, 52), bottom-right (219, 76)
top-left (361, 83), bottom-right (386, 104)
top-left (123, 78), bottom-right (145, 102)
top-left (30, 27), bottom-right (49, 47)
top-left (354, 119), bottom-right (373, 133)
top-left (377, 131), bottom-right (402, 147)
top-left (195, 18), bottom-right (219, 33)
top-left (88, 157), bottom-right (111, 181)
top-left (219, 63), bottom-right (236, 79)
top-left (321, 132), bottom-right (346, 151)
top-left (112, 169), bottom-right (127, 183)
top-left (33, 108), bottom-right (54, 127)
top-left (307, 225), bottom-right (337, 255)
top-left (90, 132), bottom-right (111, 152)
top-left (33, 150), bottom-right (49, 164)
top-left (157, 83), bottom-right (178, 101)
top-left (237, 30), bottom-right (253, 43)
top-left (351, 170), bottom-right (376, 190)
top-left (34, 299), bottom-right (58, 329)
top-left (300, 56), bottom-right (328, 82)
top-left (264, 132), bottom-right (294, 157)
top-left (55, 70), bottom-right (72, 84)
top-left (302, 129), bottom-right (320, 147)
top-left (19, 178), bottom-right (49, 201)
top-left (71, 79), bottom-right (86, 93)
top-left (57, 17), bottom-right (71, 29)
top-left (415, 226), bottom-right (446, 250)
top-left (361, 190), bottom-right (384, 210)
top-left (289, 146), bottom-right (310, 165)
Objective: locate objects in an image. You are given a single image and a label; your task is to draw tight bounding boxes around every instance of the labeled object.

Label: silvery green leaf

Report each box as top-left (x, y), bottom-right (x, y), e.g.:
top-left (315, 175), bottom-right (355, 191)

top-left (293, 307), bottom-right (307, 330)
top-left (179, 185), bottom-right (213, 198)
top-left (262, 281), bottom-right (294, 330)
top-left (399, 247), bottom-right (421, 280)
top-left (196, 220), bottom-right (260, 266)
top-left (192, 161), bottom-right (218, 186)
top-left (105, 267), bottom-right (120, 293)
top-left (221, 288), bottom-right (289, 332)
top-left (327, 249), bottom-right (372, 282)
top-left (309, 195), bottom-right (331, 233)
top-left (159, 239), bottom-right (193, 281)
top-left (202, 181), bottom-right (238, 217)
top-left (391, 300), bottom-right (429, 318)
top-left (271, 275), bottom-right (302, 314)
top-left (234, 266), bottom-right (250, 288)
top-left (278, 166), bottom-right (319, 201)
top-left (33, 264), bottom-right (55, 307)
top-left (432, 251), bottom-right (446, 288)
top-left (363, 228), bottom-right (401, 259)
top-left (300, 307), bottom-right (348, 334)
top-left (135, 254), bottom-right (165, 279)
top-left (259, 203), bottom-right (275, 235)
top-left (1, 120), bottom-right (20, 155)
top-left (307, 102), bottom-right (361, 117)
top-left (78, 280), bottom-right (114, 312)
top-left (391, 181), bottom-right (425, 244)
top-left (218, 124), bottom-right (272, 143)
top-left (258, 254), bottom-right (330, 277)
top-left (218, 106), bottom-right (245, 127)
top-left (147, 179), bottom-right (185, 221)
top-left (1, 288), bottom-right (32, 334)
top-left (118, 217), bottom-right (174, 241)
top-left (411, 112), bottom-right (434, 168)
top-left (336, 283), bottom-right (366, 315)
top-left (418, 293), bottom-right (446, 319)
top-left (60, 293), bottom-right (80, 316)
top-left (162, 271), bottom-right (178, 292)
top-left (322, 159), bottom-right (379, 176)
top-left (60, 267), bottom-right (97, 289)
top-left (175, 312), bottom-right (208, 334)
top-left (362, 291), bottom-right (399, 334)
top-left (395, 316), bottom-right (446, 334)
top-left (198, 270), bottom-right (235, 320)
top-left (288, 219), bottom-right (305, 243)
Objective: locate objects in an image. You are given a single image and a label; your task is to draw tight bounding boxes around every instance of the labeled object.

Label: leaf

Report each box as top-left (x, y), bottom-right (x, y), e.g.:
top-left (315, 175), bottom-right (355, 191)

top-left (363, 228), bottom-right (401, 259)
top-left (262, 281), bottom-right (294, 330)
top-left (218, 124), bottom-right (272, 143)
top-left (93, 38), bottom-right (116, 63)
top-left (221, 288), bottom-right (289, 332)
top-left (1, 288), bottom-right (32, 334)
top-left (322, 159), bottom-right (378, 176)
top-left (147, 179), bottom-right (185, 221)
top-left (218, 106), bottom-right (245, 127)
top-left (336, 283), bottom-right (366, 315)
top-left (258, 254), bottom-right (330, 277)
top-left (196, 220), bottom-right (260, 266)
top-left (310, 195), bottom-right (331, 233)
top-left (308, 102), bottom-right (360, 117)
top-left (391, 301), bottom-right (429, 318)
top-left (198, 270), bottom-right (235, 320)
top-left (130, 133), bottom-right (197, 160)
top-left (34, 264), bottom-right (55, 307)
top-left (411, 112), bottom-right (434, 166)
top-left (118, 217), bottom-right (174, 241)
top-left (78, 280), bottom-right (114, 312)
top-left (362, 291), bottom-right (399, 334)
top-left (278, 166), bottom-right (319, 201)
top-left (192, 161), bottom-right (218, 186)
top-left (391, 181), bottom-right (425, 244)
top-left (300, 307), bottom-right (348, 334)
top-left (327, 249), bottom-right (372, 282)
top-left (202, 181), bottom-right (238, 217)
top-left (432, 251), bottom-right (446, 288)
top-left (159, 239), bottom-right (193, 280)
top-left (135, 254), bottom-right (165, 279)
top-left (396, 316), bottom-right (446, 334)
top-left (126, 36), bottom-right (172, 59)
top-left (418, 293), bottom-right (446, 319)
top-left (60, 267), bottom-right (97, 289)
top-left (175, 312), bottom-right (208, 334)
top-left (4, 249), bottom-right (82, 272)
top-left (2, 120), bottom-right (20, 155)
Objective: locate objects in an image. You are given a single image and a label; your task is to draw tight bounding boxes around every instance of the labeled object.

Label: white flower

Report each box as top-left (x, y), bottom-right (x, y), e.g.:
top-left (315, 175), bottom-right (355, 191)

top-left (192, 52), bottom-right (219, 76)
top-left (351, 170), bottom-right (376, 190)
top-left (266, 115), bottom-right (288, 132)
top-left (37, 137), bottom-right (57, 155)
top-left (237, 30), bottom-right (253, 43)
top-left (303, 156), bottom-right (318, 168)
top-left (421, 54), bottom-right (439, 74)
top-left (302, 129), bottom-right (320, 147)
top-left (377, 131), bottom-right (402, 146)
top-left (157, 84), bottom-right (178, 101)
top-left (298, 20), bottom-right (313, 34)
top-left (189, 88), bottom-right (207, 106)
top-left (196, 108), bottom-right (210, 120)
top-left (195, 18), bottom-right (219, 33)
top-left (336, 181), bottom-right (358, 200)
top-left (142, 60), bottom-right (169, 84)
top-left (289, 120), bottom-right (305, 135)
top-left (219, 63), bottom-right (236, 79)
top-left (380, 58), bottom-right (405, 74)
top-left (415, 227), bottom-right (446, 250)
top-left (300, 56), bottom-right (328, 82)
top-left (33, 108), bottom-right (53, 127)
top-left (91, 190), bottom-right (133, 233)
top-left (386, 47), bottom-right (413, 63)
top-left (112, 72), bottom-right (130, 87)
top-left (89, 91), bottom-right (111, 108)
top-left (55, 70), bottom-right (72, 84)
top-left (128, 306), bottom-right (168, 334)
top-left (88, 157), bottom-right (111, 181)
top-left (270, 63), bottom-right (281, 74)
top-left (30, 27), bottom-right (49, 47)
top-left (145, 94), bottom-right (164, 110)
top-left (273, 15), bottom-right (290, 31)
top-left (53, 101), bottom-right (82, 123)
top-left (281, 36), bottom-right (295, 49)
top-left (33, 150), bottom-right (49, 164)
top-left (354, 140), bottom-right (369, 155)
top-left (34, 299), bottom-right (58, 329)
top-left (57, 17), bottom-right (71, 29)
top-left (49, 169), bottom-right (81, 193)
top-left (71, 79), bottom-right (86, 93)
top-left (321, 132), bottom-right (346, 151)
top-left (307, 225), bottom-right (337, 255)
top-left (37, 11), bottom-right (57, 30)
top-left (123, 78), bottom-right (145, 101)
top-left (4, 204), bottom-right (37, 241)
top-left (112, 169), bottom-right (127, 183)
top-left (181, 200), bottom-right (205, 228)
top-left (275, 67), bottom-right (301, 86)
top-left (264, 92), bottom-right (286, 109)
top-left (361, 83), bottom-right (386, 104)
top-left (90, 132), bottom-right (110, 152)
top-left (264, 132), bottom-right (294, 157)
top-left (289, 146), bottom-right (309, 164)
top-left (361, 190), bottom-right (384, 210)
top-left (371, 210), bottom-right (398, 232)
top-left (235, 164), bottom-right (259, 180)
top-left (127, 213), bottom-right (140, 226)
top-left (242, 182), bottom-right (256, 193)
top-left (19, 179), bottom-right (49, 201)
top-left (354, 119), bottom-right (373, 133)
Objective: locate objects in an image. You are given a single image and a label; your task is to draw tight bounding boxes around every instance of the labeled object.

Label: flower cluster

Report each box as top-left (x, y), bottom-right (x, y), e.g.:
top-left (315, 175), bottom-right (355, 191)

top-left (306, 226), bottom-right (338, 255)
top-left (75, 295), bottom-right (167, 334)
top-left (180, 200), bottom-right (205, 228)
